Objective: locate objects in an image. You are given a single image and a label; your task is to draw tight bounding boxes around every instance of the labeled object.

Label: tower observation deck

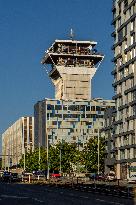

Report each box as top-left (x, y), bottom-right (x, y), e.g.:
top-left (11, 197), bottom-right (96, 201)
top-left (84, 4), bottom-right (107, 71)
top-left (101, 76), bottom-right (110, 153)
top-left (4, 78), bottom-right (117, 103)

top-left (41, 39), bottom-right (104, 100)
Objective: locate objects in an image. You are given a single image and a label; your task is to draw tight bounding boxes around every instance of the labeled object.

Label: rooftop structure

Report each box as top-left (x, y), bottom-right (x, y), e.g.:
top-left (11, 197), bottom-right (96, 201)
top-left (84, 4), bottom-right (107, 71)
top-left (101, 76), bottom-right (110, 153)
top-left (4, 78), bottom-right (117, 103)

top-left (41, 38), bottom-right (104, 100)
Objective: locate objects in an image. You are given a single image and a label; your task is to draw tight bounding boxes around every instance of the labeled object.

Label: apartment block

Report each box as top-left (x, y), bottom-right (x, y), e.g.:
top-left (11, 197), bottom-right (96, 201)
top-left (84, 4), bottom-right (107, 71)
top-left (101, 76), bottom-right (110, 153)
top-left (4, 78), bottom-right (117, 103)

top-left (34, 98), bottom-right (115, 148)
top-left (110, 0), bottom-right (136, 179)
top-left (2, 117), bottom-right (34, 169)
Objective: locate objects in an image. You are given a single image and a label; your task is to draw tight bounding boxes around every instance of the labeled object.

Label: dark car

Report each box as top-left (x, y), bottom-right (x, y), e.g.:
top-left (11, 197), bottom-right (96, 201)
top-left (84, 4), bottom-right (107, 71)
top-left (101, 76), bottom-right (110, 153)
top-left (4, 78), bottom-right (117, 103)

top-left (89, 173), bottom-right (106, 181)
top-left (96, 173), bottom-right (106, 181)
top-left (2, 171), bottom-right (11, 182)
top-left (89, 173), bottom-right (97, 180)
top-left (11, 173), bottom-right (20, 182)
top-left (33, 170), bottom-right (47, 177)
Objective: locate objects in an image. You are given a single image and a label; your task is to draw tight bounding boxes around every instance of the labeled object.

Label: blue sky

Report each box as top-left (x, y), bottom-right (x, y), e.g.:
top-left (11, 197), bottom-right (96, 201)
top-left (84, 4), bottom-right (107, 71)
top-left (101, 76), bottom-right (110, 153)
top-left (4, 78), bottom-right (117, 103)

top-left (0, 0), bottom-right (114, 136)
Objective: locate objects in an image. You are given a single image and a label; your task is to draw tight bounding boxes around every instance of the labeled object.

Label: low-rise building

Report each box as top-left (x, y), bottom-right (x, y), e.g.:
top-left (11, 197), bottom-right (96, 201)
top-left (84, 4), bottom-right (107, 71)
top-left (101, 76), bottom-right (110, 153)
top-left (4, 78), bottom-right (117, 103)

top-left (34, 98), bottom-right (115, 149)
top-left (2, 117), bottom-right (34, 169)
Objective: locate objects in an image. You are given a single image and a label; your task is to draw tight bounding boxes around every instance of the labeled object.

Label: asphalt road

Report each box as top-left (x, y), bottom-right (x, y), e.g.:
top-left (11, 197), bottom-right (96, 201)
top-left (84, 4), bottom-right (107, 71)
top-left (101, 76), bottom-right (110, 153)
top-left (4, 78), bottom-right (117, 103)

top-left (0, 182), bottom-right (134, 205)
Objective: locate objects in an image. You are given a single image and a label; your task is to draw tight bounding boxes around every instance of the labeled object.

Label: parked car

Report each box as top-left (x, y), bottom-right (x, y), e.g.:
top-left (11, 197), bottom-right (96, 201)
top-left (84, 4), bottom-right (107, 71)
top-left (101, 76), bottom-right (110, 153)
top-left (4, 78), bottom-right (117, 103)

top-left (89, 173), bottom-right (106, 181)
top-left (95, 173), bottom-right (106, 181)
top-left (33, 170), bottom-right (46, 177)
top-left (2, 171), bottom-right (12, 182)
top-left (106, 172), bottom-right (116, 181)
top-left (11, 173), bottom-right (20, 182)
top-left (50, 170), bottom-right (61, 178)
top-left (89, 173), bottom-right (97, 180)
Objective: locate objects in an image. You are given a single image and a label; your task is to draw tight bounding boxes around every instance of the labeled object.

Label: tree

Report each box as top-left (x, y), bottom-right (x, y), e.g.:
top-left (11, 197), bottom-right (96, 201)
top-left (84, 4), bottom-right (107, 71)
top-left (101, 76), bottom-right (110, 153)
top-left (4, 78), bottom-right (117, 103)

top-left (83, 136), bottom-right (105, 173)
top-left (19, 147), bottom-right (47, 172)
top-left (49, 142), bottom-right (79, 173)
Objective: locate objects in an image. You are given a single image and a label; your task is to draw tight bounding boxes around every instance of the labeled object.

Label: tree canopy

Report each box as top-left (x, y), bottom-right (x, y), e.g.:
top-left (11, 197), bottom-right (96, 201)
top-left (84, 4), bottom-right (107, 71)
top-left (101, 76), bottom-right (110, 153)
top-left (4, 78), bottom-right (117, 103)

top-left (19, 137), bottom-right (105, 174)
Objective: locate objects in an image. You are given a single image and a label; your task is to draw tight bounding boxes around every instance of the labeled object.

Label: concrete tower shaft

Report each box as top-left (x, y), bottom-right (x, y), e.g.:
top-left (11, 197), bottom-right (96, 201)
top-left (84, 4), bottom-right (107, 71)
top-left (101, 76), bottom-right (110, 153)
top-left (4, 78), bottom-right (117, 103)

top-left (41, 39), bottom-right (104, 100)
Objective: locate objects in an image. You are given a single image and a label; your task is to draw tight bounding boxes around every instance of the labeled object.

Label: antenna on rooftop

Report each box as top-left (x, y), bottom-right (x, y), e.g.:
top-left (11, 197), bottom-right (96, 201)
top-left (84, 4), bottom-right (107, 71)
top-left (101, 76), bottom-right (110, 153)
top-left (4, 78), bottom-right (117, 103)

top-left (69, 28), bottom-right (75, 40)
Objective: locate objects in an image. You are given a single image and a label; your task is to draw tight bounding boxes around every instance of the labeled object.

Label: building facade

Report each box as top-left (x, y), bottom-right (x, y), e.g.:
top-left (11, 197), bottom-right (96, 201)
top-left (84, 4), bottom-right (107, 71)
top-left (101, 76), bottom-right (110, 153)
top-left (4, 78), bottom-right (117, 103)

top-left (2, 117), bottom-right (34, 169)
top-left (34, 98), bottom-right (115, 148)
top-left (111, 0), bottom-right (136, 179)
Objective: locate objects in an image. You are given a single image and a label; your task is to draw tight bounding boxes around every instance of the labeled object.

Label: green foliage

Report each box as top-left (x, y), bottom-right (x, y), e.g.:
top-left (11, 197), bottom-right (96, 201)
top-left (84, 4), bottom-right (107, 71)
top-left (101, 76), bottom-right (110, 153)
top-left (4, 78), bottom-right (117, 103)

top-left (19, 147), bottom-right (47, 172)
top-left (83, 136), bottom-right (105, 173)
top-left (19, 137), bottom-right (105, 174)
top-left (49, 142), bottom-right (79, 173)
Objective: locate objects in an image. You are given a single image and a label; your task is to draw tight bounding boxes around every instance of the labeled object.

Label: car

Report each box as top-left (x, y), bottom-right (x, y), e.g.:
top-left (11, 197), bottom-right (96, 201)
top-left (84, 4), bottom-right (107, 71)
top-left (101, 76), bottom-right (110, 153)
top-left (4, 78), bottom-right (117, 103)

top-left (89, 173), bottom-right (97, 180)
top-left (50, 170), bottom-right (61, 178)
top-left (2, 171), bottom-right (12, 182)
top-left (33, 170), bottom-right (46, 177)
top-left (11, 173), bottom-right (20, 182)
top-left (96, 173), bottom-right (106, 181)
top-left (106, 172), bottom-right (116, 181)
top-left (89, 173), bottom-right (106, 181)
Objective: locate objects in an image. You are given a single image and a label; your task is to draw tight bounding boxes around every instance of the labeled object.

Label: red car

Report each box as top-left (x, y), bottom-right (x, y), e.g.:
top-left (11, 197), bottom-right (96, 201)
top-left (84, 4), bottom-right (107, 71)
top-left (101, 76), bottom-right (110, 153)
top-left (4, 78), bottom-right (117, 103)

top-left (50, 170), bottom-right (61, 178)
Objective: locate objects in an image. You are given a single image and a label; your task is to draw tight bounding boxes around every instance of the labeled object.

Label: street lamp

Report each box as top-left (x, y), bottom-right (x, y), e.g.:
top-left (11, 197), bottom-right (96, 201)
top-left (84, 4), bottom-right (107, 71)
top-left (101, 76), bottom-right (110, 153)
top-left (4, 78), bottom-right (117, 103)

top-left (58, 120), bottom-right (62, 176)
top-left (46, 126), bottom-right (49, 180)
top-left (60, 142), bottom-right (62, 175)
top-left (39, 142), bottom-right (41, 171)
top-left (98, 127), bottom-right (100, 175)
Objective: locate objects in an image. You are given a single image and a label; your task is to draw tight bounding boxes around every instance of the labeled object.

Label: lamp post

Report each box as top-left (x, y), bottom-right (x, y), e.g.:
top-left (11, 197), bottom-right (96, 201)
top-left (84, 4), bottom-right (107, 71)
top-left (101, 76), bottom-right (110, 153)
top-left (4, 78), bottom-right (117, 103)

top-left (98, 127), bottom-right (100, 175)
top-left (58, 120), bottom-right (62, 176)
top-left (39, 142), bottom-right (41, 171)
top-left (60, 142), bottom-right (62, 175)
top-left (46, 125), bottom-right (49, 180)
top-left (77, 137), bottom-right (81, 174)
top-left (24, 148), bottom-right (25, 171)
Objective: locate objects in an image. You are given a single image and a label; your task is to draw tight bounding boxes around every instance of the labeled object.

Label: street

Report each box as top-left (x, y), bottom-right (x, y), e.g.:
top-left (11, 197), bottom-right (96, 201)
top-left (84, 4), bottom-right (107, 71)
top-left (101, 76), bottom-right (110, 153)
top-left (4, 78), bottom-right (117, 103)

top-left (0, 182), bottom-right (134, 205)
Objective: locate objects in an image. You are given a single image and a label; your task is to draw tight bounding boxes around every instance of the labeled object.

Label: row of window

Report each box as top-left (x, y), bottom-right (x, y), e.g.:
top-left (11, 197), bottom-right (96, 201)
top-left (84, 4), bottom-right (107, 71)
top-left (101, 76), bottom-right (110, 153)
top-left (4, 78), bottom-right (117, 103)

top-left (47, 104), bottom-right (104, 111)
top-left (115, 3), bottom-right (135, 28)
top-left (120, 148), bottom-right (136, 160)
top-left (118, 106), bottom-right (136, 118)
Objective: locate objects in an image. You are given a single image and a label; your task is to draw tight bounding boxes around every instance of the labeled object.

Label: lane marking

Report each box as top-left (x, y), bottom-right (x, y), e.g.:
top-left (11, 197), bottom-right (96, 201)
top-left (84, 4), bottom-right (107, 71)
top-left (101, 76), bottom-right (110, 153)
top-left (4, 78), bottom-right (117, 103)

top-left (60, 192), bottom-right (63, 194)
top-left (1, 195), bottom-right (44, 203)
top-left (96, 199), bottom-right (105, 202)
top-left (96, 199), bottom-right (124, 205)
top-left (32, 198), bottom-right (44, 203)
top-left (1, 195), bottom-right (29, 199)
top-left (80, 196), bottom-right (89, 199)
